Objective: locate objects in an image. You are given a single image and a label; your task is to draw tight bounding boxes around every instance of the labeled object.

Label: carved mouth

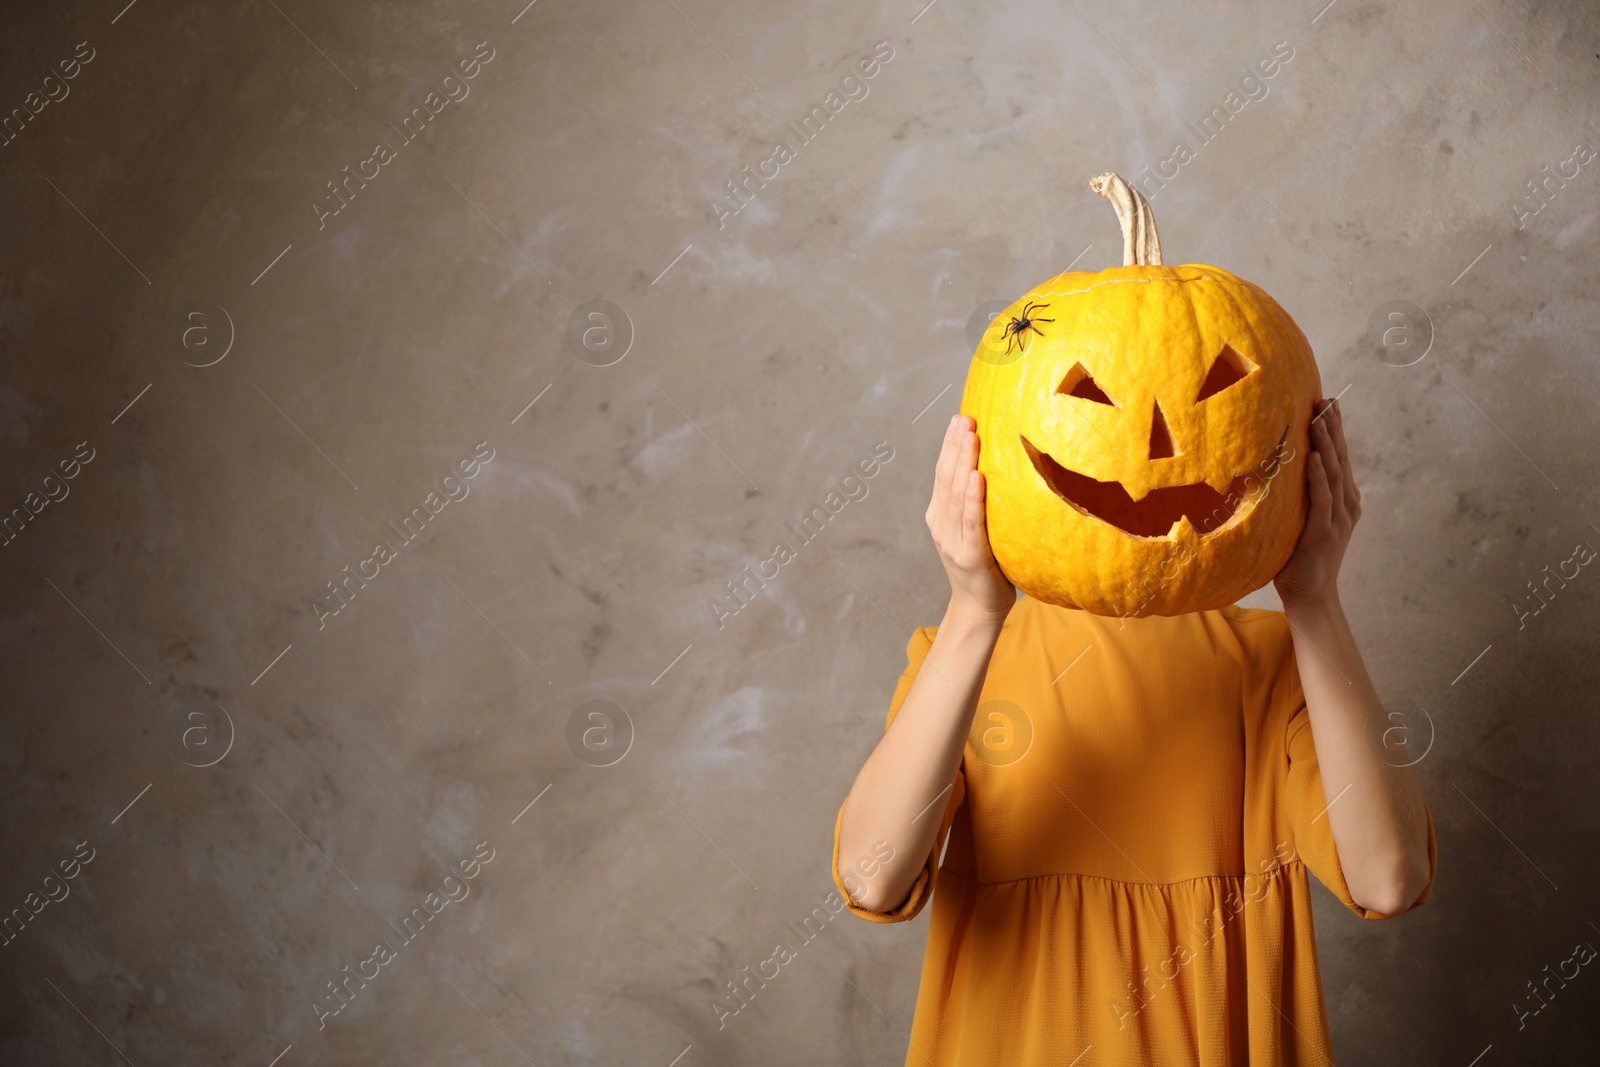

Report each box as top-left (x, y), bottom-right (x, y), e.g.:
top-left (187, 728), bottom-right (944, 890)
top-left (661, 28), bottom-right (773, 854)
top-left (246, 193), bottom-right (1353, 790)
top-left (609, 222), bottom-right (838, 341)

top-left (1019, 432), bottom-right (1284, 539)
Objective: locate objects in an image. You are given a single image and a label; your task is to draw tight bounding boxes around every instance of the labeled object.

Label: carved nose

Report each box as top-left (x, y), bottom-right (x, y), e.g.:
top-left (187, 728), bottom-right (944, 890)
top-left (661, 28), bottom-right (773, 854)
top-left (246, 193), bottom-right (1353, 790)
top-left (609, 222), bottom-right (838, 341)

top-left (1148, 400), bottom-right (1175, 459)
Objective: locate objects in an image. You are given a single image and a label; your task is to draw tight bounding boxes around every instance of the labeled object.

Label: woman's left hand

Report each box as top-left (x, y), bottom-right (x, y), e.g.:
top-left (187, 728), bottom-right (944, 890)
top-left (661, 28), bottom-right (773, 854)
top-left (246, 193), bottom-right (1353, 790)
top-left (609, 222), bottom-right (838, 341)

top-left (1273, 397), bottom-right (1360, 608)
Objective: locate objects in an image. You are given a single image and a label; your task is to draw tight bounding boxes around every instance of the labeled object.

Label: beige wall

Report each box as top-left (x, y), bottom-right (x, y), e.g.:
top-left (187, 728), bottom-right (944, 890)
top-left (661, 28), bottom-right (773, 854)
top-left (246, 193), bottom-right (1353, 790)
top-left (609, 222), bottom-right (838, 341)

top-left (2, 1), bottom-right (1597, 1063)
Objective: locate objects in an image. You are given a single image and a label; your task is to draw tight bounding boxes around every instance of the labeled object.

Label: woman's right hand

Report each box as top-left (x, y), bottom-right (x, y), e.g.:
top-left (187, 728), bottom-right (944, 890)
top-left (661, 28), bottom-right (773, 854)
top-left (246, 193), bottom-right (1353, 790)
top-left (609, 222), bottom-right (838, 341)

top-left (925, 414), bottom-right (1016, 624)
top-left (839, 413), bottom-right (1014, 915)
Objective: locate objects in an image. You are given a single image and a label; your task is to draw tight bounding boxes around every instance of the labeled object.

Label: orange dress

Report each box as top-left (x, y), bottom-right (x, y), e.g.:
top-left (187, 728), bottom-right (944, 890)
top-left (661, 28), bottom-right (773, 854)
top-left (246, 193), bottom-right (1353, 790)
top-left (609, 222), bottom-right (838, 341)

top-left (831, 594), bottom-right (1438, 1066)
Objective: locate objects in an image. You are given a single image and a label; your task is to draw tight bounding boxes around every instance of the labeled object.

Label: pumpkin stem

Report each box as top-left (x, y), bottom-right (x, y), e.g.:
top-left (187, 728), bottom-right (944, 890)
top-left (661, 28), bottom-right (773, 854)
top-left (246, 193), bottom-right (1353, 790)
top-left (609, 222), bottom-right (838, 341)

top-left (1089, 172), bottom-right (1163, 267)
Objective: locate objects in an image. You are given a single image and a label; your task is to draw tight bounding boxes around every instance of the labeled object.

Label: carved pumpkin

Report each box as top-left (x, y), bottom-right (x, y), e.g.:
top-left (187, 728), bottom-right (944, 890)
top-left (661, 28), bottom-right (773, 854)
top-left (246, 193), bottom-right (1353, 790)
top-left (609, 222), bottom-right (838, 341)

top-left (960, 173), bottom-right (1321, 617)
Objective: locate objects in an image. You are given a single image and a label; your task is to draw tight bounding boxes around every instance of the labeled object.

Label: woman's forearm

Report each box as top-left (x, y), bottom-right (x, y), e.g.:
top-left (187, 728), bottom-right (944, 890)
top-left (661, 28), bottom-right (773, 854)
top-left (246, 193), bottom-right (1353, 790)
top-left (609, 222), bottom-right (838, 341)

top-left (836, 600), bottom-right (1005, 913)
top-left (1282, 593), bottom-right (1432, 916)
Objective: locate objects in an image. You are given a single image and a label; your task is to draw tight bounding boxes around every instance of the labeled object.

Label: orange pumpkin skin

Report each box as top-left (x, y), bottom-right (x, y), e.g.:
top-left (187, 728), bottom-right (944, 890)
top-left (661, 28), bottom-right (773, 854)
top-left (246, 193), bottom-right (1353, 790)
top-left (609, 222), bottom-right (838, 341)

top-left (960, 262), bottom-right (1322, 618)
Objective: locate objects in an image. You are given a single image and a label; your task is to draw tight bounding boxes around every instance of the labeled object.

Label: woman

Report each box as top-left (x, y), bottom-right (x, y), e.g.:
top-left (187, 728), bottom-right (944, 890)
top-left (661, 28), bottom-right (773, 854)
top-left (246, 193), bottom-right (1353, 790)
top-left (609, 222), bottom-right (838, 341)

top-left (833, 401), bottom-right (1436, 1065)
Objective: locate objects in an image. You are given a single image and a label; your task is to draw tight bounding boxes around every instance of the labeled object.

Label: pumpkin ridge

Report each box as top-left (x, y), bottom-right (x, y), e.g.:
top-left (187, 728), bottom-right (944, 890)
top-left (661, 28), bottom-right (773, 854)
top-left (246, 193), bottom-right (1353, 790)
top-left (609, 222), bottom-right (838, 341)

top-left (1027, 272), bottom-right (1262, 301)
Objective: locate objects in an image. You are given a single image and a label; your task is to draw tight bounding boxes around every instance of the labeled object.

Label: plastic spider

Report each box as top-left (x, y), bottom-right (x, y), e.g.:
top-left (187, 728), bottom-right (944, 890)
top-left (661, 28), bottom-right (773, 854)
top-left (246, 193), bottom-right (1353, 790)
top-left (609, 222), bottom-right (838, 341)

top-left (1002, 302), bottom-right (1054, 355)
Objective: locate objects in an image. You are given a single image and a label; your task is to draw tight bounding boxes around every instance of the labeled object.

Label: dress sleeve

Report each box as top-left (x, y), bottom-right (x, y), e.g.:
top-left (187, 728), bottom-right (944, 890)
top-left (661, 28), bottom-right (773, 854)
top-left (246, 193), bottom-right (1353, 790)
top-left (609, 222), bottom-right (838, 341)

top-left (832, 625), bottom-right (967, 924)
top-left (1283, 702), bottom-right (1440, 920)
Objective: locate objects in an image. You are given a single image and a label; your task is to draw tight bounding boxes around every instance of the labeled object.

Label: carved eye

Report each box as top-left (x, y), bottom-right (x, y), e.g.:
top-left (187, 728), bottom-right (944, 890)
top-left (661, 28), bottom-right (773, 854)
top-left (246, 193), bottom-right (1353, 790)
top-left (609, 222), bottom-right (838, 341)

top-left (1056, 362), bottom-right (1117, 406)
top-left (1196, 344), bottom-right (1255, 402)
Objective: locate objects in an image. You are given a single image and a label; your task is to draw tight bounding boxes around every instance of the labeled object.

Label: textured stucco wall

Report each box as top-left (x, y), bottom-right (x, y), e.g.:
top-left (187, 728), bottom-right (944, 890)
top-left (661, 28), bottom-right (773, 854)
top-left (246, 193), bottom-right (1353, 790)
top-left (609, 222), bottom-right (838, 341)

top-left (1, 1), bottom-right (1597, 1064)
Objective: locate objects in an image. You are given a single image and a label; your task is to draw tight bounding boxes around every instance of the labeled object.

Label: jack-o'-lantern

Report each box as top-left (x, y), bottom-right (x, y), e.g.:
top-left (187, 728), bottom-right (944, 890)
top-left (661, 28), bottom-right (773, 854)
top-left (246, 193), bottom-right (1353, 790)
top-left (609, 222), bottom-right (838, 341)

top-left (960, 173), bottom-right (1321, 617)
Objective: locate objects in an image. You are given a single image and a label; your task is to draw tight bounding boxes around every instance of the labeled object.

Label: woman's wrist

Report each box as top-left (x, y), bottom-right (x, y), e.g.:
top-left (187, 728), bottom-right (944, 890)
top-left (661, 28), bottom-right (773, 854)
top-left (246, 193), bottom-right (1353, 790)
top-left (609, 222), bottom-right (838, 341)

top-left (1280, 589), bottom-right (1344, 630)
top-left (943, 594), bottom-right (1013, 634)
